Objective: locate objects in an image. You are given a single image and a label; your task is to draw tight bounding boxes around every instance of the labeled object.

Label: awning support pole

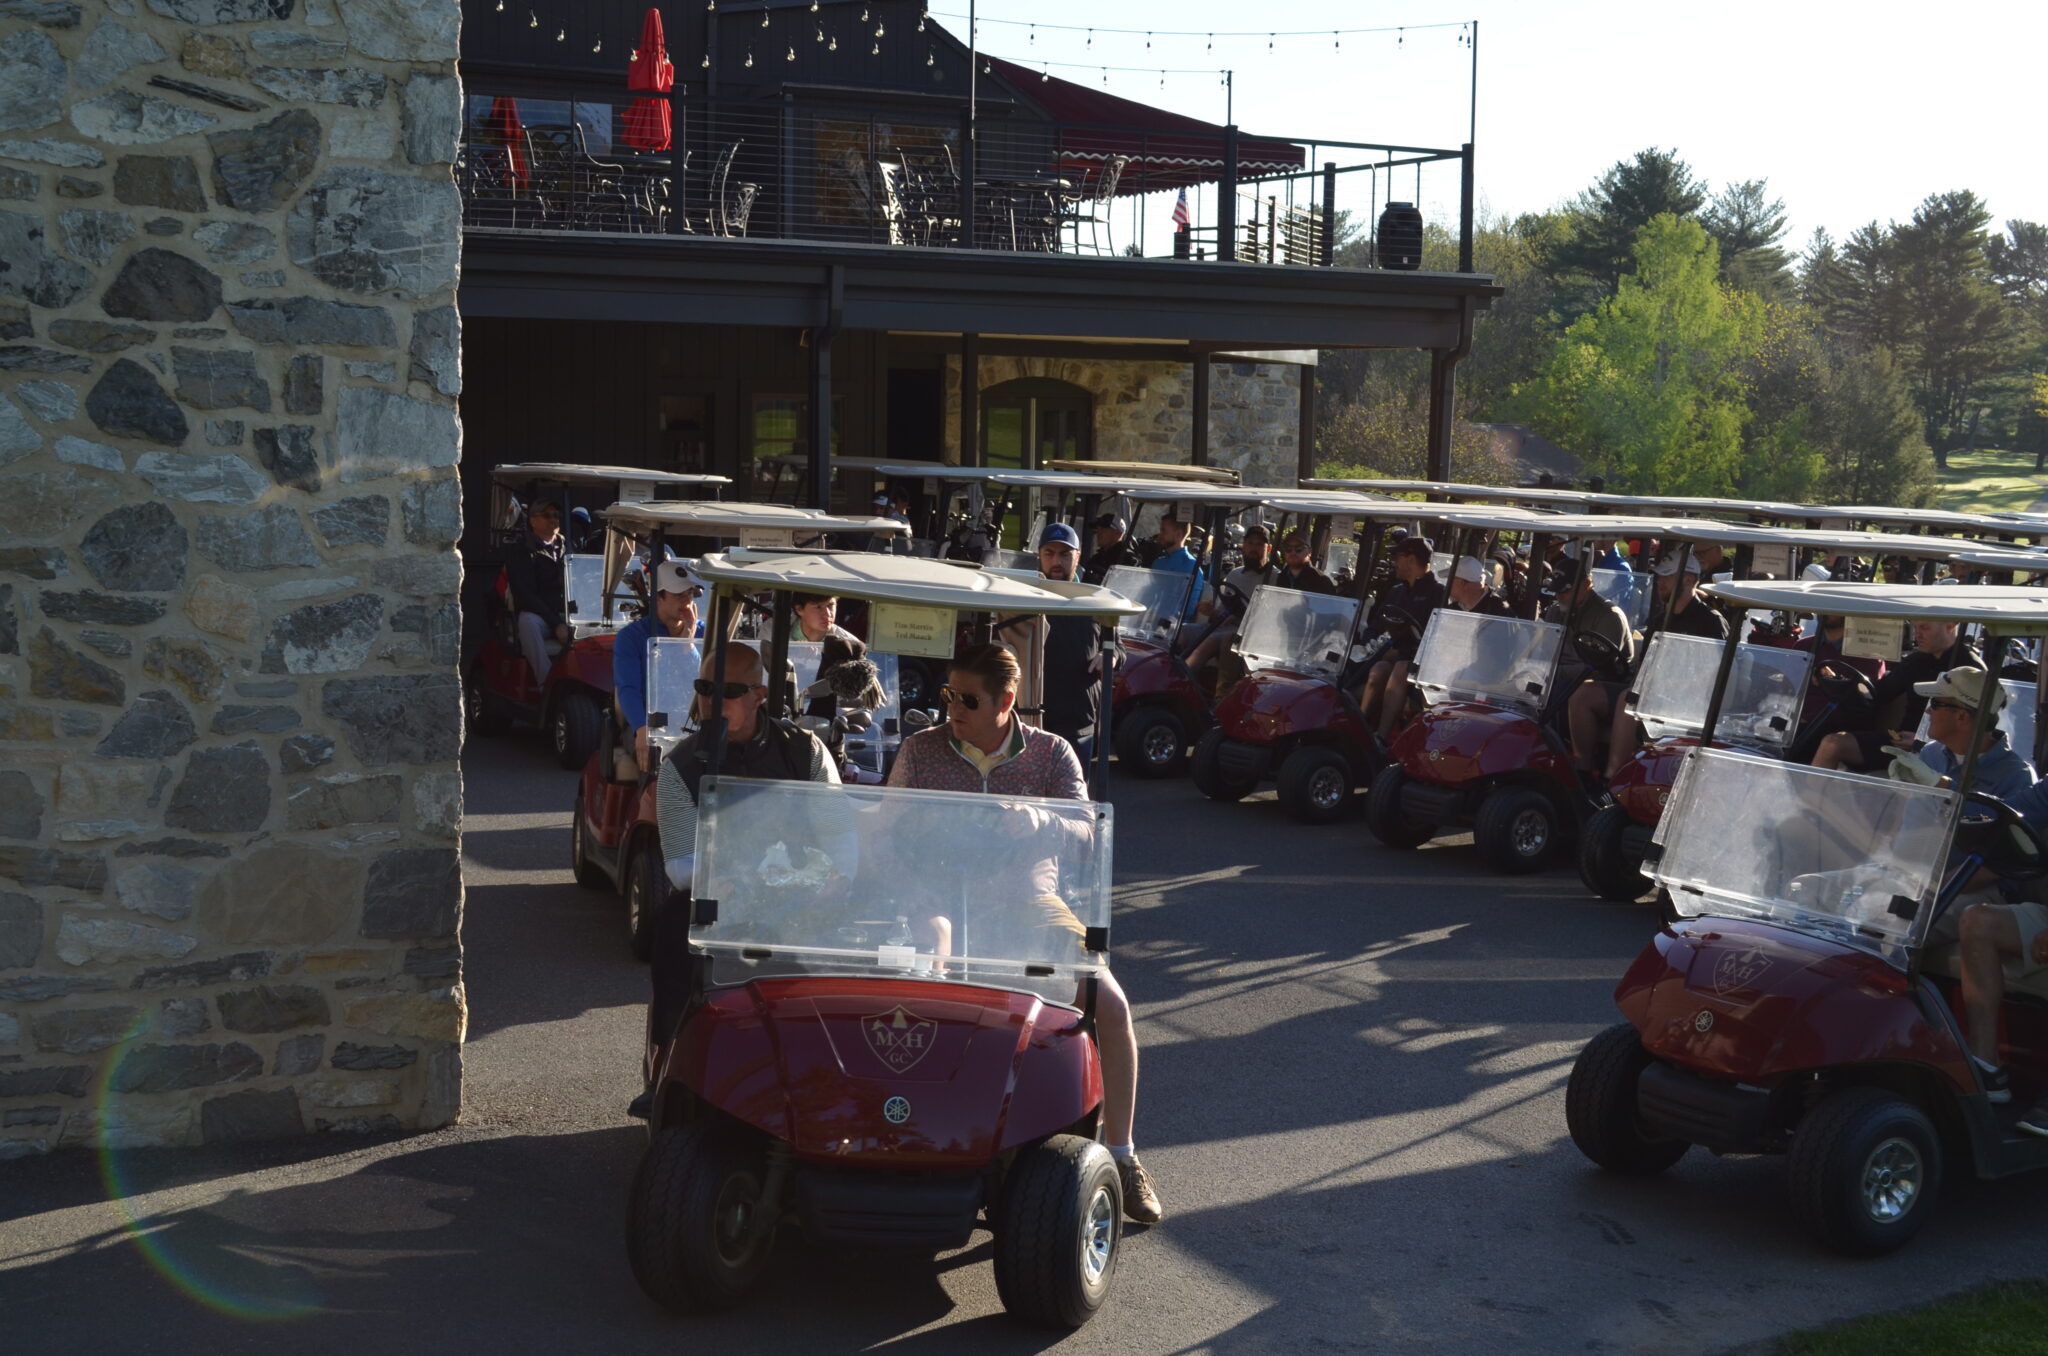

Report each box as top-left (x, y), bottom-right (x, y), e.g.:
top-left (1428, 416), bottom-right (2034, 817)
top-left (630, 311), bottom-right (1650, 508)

top-left (1191, 350), bottom-right (1211, 467)
top-left (1297, 362), bottom-right (1317, 484)
top-left (1424, 297), bottom-right (1475, 482)
top-left (959, 331), bottom-right (981, 466)
top-left (807, 265), bottom-right (842, 511)
top-left (1217, 125), bottom-right (1239, 260)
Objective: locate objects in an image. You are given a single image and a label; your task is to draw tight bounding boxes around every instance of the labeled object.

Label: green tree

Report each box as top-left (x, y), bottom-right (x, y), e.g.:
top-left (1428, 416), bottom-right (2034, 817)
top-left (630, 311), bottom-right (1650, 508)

top-left (1702, 179), bottom-right (1793, 296)
top-left (1810, 346), bottom-right (1939, 506)
top-left (1731, 298), bottom-right (1824, 500)
top-left (1988, 219), bottom-right (2048, 331)
top-left (1890, 191), bottom-right (2015, 458)
top-left (1543, 148), bottom-right (1706, 295)
top-left (1519, 215), bottom-right (1761, 494)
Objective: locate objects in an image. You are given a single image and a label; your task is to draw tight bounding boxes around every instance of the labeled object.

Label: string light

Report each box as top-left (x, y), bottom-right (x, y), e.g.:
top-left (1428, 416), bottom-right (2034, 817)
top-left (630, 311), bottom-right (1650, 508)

top-left (526, 9), bottom-right (536, 26)
top-left (875, 22), bottom-right (884, 36)
top-left (829, 34), bottom-right (837, 50)
top-left (492, 0), bottom-right (501, 10)
top-left (810, 0), bottom-right (818, 9)
top-left (744, 49), bottom-right (754, 66)
top-left (930, 14), bottom-right (1473, 41)
top-left (554, 26), bottom-right (564, 41)
top-left (701, 52), bottom-right (710, 67)
top-left (926, 47), bottom-right (934, 65)
top-left (760, 8), bottom-right (768, 26)
top-left (592, 34), bottom-right (601, 52)
top-left (871, 40), bottom-right (880, 55)
top-left (816, 23), bottom-right (824, 41)
top-left (787, 45), bottom-right (795, 60)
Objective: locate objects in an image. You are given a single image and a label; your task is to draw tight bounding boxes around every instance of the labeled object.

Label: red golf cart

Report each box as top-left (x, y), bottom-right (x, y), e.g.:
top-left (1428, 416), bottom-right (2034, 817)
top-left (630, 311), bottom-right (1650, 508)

top-left (1567, 580), bottom-right (2048, 1255)
top-left (466, 463), bottom-right (728, 769)
top-left (626, 550), bottom-right (1140, 1326)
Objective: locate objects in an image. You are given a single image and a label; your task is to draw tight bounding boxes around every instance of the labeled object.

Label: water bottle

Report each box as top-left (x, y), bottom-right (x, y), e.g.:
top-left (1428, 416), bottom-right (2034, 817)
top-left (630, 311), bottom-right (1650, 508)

top-left (887, 915), bottom-right (911, 948)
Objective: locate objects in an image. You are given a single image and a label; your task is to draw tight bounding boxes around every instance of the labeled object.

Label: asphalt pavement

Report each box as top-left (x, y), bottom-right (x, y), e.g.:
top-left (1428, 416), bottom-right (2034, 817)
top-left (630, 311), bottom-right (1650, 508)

top-left (5, 732), bottom-right (2047, 1354)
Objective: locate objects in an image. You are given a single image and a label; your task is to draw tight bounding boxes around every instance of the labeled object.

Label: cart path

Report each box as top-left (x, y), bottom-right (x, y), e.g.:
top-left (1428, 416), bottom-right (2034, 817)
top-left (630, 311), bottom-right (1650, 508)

top-left (4, 735), bottom-right (2045, 1353)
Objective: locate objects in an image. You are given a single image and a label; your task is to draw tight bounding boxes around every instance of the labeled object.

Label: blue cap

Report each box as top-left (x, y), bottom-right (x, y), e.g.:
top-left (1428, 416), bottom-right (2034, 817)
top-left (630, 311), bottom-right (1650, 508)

top-left (1038, 522), bottom-right (1081, 551)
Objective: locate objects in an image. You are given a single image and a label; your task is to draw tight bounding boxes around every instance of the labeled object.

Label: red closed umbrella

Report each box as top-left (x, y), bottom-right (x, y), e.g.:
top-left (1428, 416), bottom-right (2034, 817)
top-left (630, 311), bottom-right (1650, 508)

top-left (485, 95), bottom-right (530, 192)
top-left (622, 8), bottom-right (674, 153)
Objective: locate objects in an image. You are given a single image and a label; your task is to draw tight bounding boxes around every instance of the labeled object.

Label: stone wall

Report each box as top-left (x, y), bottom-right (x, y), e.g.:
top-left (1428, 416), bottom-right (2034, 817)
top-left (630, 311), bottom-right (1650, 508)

top-left (0, 0), bottom-right (463, 1154)
top-left (941, 356), bottom-right (1304, 487)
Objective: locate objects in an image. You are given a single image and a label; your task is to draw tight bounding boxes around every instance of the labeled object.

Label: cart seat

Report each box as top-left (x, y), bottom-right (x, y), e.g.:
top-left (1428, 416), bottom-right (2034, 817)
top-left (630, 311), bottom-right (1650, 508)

top-left (1921, 938), bottom-right (2048, 1003)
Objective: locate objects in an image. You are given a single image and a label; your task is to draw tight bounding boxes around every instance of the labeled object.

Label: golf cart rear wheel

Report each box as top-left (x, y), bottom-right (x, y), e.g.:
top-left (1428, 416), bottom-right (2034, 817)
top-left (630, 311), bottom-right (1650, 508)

top-left (627, 1124), bottom-right (775, 1313)
top-left (1114, 706), bottom-right (1187, 779)
top-left (1565, 1022), bottom-right (1690, 1175)
top-left (552, 689), bottom-right (603, 771)
top-left (627, 842), bottom-right (665, 962)
top-left (992, 1135), bottom-right (1122, 1329)
top-left (1578, 804), bottom-right (1647, 901)
top-left (1190, 729), bottom-right (1256, 802)
top-left (1365, 765), bottom-right (1434, 850)
top-left (1474, 788), bottom-right (1559, 873)
top-left (570, 783), bottom-right (609, 891)
top-left (1788, 1088), bottom-right (1942, 1257)
top-left (1277, 746), bottom-right (1354, 825)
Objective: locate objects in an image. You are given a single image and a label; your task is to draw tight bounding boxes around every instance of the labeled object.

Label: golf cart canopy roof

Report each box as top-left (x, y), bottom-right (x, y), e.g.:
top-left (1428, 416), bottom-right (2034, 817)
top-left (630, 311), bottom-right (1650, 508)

top-left (862, 464), bottom-right (1016, 484)
top-left (693, 550), bottom-right (1144, 619)
top-left (757, 454), bottom-right (905, 474)
top-left (1952, 546), bottom-right (2048, 573)
top-left (1584, 492), bottom-right (1819, 519)
top-left (1700, 580), bottom-right (2048, 632)
top-left (1115, 485), bottom-right (1397, 513)
top-left (1046, 459), bottom-right (1240, 485)
top-left (1742, 526), bottom-right (1991, 561)
top-left (489, 462), bottom-right (730, 488)
top-left (981, 470), bottom-right (1220, 495)
top-left (1302, 477), bottom-right (1596, 509)
top-left (601, 501), bottom-right (908, 536)
top-left (1815, 504), bottom-right (2037, 536)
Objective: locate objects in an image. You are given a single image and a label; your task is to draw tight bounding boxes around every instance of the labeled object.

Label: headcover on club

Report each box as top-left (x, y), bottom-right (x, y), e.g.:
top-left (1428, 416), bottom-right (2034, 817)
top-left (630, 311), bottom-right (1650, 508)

top-left (807, 656), bottom-right (885, 710)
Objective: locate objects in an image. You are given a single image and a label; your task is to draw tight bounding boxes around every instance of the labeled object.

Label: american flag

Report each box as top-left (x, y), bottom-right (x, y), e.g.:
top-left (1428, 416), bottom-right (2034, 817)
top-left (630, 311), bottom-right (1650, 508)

top-left (1171, 187), bottom-right (1189, 230)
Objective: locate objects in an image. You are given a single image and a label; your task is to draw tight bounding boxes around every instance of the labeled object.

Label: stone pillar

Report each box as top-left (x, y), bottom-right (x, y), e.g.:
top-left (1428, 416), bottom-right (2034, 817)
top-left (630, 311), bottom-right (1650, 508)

top-left (0, 0), bottom-right (464, 1154)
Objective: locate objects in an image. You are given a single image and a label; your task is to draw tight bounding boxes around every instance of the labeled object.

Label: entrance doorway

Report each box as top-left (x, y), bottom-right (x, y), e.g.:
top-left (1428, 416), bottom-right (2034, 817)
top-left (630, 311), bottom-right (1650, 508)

top-left (981, 379), bottom-right (1093, 548)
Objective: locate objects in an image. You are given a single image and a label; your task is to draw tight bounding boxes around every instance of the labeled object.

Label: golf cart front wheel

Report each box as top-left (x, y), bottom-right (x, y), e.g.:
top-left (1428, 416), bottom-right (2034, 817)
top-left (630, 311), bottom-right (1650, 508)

top-left (1565, 1022), bottom-right (1690, 1175)
top-left (1365, 764), bottom-right (1434, 849)
top-left (1114, 706), bottom-right (1187, 779)
top-left (1577, 804), bottom-right (1648, 901)
top-left (1788, 1088), bottom-right (1942, 1257)
top-left (552, 689), bottom-right (603, 770)
top-left (1474, 788), bottom-right (1559, 874)
top-left (992, 1134), bottom-right (1122, 1329)
top-left (1277, 746), bottom-right (1355, 825)
top-left (1190, 729), bottom-right (1256, 802)
top-left (627, 843), bottom-right (665, 962)
top-left (570, 782), bottom-right (609, 891)
top-left (627, 1124), bottom-right (776, 1312)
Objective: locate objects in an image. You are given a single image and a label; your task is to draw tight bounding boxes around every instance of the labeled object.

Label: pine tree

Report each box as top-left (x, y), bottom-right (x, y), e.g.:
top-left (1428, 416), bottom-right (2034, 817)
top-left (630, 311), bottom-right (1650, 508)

top-left (1543, 149), bottom-right (1707, 296)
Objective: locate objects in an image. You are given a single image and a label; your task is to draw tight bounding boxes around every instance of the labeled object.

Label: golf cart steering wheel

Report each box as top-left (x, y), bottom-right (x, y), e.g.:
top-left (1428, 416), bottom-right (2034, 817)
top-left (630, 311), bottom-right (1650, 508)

top-left (1573, 629), bottom-right (1624, 673)
top-left (1812, 658), bottom-right (1876, 708)
top-left (1960, 791), bottom-right (2048, 882)
top-left (1216, 581), bottom-right (1250, 618)
top-left (1381, 605), bottom-right (1421, 638)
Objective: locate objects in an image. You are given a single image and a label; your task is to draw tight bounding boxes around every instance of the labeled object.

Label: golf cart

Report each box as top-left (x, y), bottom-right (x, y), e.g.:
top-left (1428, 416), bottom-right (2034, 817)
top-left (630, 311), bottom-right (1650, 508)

top-left (626, 550), bottom-right (1142, 1326)
top-left (1578, 527), bottom-right (2004, 903)
top-left (1567, 580), bottom-right (2048, 1256)
top-left (467, 463), bottom-right (729, 769)
top-left (569, 502), bottom-right (909, 949)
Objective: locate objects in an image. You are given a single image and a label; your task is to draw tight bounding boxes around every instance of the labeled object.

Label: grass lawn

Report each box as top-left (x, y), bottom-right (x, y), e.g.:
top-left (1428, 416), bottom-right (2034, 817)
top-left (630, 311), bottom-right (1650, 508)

top-left (1781, 1280), bottom-right (2048, 1355)
top-left (1938, 447), bottom-right (2048, 515)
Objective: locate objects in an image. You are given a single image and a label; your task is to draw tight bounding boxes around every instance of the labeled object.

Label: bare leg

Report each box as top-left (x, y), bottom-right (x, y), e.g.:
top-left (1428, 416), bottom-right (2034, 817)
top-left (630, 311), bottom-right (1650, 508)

top-left (1567, 681), bottom-right (1611, 773)
top-left (1376, 662), bottom-right (1412, 741)
top-left (1960, 902), bottom-right (2022, 1065)
top-left (1606, 698), bottom-right (1643, 780)
top-left (1094, 970), bottom-right (1138, 1146)
top-left (1185, 632), bottom-right (1224, 674)
top-left (1358, 659), bottom-right (1394, 728)
top-left (1812, 731), bottom-right (1864, 772)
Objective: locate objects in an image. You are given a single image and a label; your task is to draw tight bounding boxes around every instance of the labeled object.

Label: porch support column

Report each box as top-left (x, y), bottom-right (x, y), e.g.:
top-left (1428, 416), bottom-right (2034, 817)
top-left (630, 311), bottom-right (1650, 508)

top-left (1424, 297), bottom-right (1476, 483)
top-left (1297, 362), bottom-right (1316, 484)
top-left (807, 265), bottom-right (844, 509)
top-left (1191, 349), bottom-right (1211, 467)
top-left (959, 331), bottom-right (981, 465)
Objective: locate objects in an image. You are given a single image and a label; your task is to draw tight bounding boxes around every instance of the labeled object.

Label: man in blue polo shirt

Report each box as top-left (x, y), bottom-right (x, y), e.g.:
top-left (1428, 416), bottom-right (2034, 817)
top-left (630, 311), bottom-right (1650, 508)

top-left (614, 560), bottom-right (704, 765)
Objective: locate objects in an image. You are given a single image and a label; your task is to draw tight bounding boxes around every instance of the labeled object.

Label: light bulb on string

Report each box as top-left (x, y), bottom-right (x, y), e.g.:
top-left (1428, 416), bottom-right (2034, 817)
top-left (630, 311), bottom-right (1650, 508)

top-left (705, 0), bottom-right (714, 9)
top-left (555, 27), bottom-right (565, 42)
top-left (829, 34), bottom-right (837, 49)
top-left (1206, 33), bottom-right (1212, 51)
top-left (917, 13), bottom-right (926, 32)
top-left (786, 45), bottom-right (795, 60)
top-left (760, 8), bottom-right (768, 26)
top-left (527, 9), bottom-right (536, 27)
top-left (1333, 32), bottom-right (1340, 51)
top-left (926, 47), bottom-right (934, 65)
top-left (1028, 24), bottom-right (1034, 44)
top-left (701, 52), bottom-right (710, 67)
top-left (1085, 29), bottom-right (1092, 49)
top-left (1158, 70), bottom-right (1165, 89)
top-left (1145, 31), bottom-right (1151, 49)
top-left (809, 0), bottom-right (817, 9)
top-left (815, 24), bottom-right (823, 41)
top-left (592, 35), bottom-right (602, 52)
top-left (871, 40), bottom-right (880, 54)
top-left (1267, 33), bottom-right (1273, 52)
top-left (860, 6), bottom-right (869, 20)
top-left (875, 22), bottom-right (883, 36)
top-left (744, 49), bottom-right (754, 66)
top-left (493, 0), bottom-right (502, 11)
top-left (1398, 27), bottom-right (1404, 46)
top-left (1041, 64), bottom-right (1049, 81)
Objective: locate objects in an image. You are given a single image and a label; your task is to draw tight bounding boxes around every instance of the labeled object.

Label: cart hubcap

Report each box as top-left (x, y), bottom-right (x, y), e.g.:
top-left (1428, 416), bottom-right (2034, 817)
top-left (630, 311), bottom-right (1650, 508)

top-left (1142, 724), bottom-right (1179, 765)
top-left (1511, 808), bottom-right (1549, 856)
top-left (627, 866), bottom-right (644, 937)
top-left (552, 706), bottom-right (569, 755)
top-left (1860, 1137), bottom-right (1922, 1222)
top-left (713, 1175), bottom-right (762, 1267)
top-left (1081, 1184), bottom-right (1115, 1284)
top-left (1309, 766), bottom-right (1346, 810)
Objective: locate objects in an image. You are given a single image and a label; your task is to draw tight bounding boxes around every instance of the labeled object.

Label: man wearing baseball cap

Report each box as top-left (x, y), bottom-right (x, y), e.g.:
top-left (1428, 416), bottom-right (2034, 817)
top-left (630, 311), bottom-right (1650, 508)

top-left (1644, 549), bottom-right (1728, 643)
top-left (614, 559), bottom-right (705, 768)
top-left (1082, 512), bottom-right (1140, 584)
top-left (1031, 521), bottom-right (1113, 761)
top-left (1881, 666), bottom-right (2034, 799)
top-left (1445, 555), bottom-right (1510, 617)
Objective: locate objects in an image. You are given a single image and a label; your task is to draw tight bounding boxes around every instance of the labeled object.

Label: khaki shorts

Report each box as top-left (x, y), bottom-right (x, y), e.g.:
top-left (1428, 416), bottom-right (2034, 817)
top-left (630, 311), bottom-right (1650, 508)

top-left (2004, 899), bottom-right (2048, 982)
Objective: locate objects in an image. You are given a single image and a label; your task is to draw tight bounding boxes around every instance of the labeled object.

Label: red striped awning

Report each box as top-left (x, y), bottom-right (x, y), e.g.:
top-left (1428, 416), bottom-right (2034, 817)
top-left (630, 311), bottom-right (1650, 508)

top-left (987, 56), bottom-right (1304, 195)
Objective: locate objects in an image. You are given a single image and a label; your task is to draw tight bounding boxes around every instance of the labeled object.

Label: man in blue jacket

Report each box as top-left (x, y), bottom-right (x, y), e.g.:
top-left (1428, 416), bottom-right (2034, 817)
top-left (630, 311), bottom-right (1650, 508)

top-left (613, 560), bottom-right (703, 765)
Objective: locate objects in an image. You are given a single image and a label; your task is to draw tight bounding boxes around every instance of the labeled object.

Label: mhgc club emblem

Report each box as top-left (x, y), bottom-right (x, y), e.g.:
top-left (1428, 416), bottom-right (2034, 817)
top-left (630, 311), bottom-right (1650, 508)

top-left (863, 1005), bottom-right (936, 1074)
top-left (1710, 944), bottom-right (1772, 996)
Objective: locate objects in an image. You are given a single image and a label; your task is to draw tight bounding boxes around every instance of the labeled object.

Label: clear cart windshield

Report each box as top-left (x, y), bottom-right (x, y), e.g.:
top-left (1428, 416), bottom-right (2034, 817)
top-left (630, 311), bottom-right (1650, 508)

top-left (694, 778), bottom-right (1112, 998)
top-left (1632, 634), bottom-right (1812, 749)
top-left (1104, 565), bottom-right (1192, 644)
top-left (1651, 747), bottom-right (1957, 955)
top-left (1235, 586), bottom-right (1361, 681)
top-left (647, 637), bottom-right (703, 732)
top-left (564, 553), bottom-right (614, 630)
top-left (1413, 610), bottom-right (1564, 714)
top-left (1590, 567), bottom-right (1653, 630)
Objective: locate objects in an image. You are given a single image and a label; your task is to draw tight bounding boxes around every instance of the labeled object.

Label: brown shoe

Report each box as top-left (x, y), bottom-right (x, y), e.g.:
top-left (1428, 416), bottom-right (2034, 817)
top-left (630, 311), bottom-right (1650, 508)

top-left (1117, 1154), bottom-right (1164, 1224)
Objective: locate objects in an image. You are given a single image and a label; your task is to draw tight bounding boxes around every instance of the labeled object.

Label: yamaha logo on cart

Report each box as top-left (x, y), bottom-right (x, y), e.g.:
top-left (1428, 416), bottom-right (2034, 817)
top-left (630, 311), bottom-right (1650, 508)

top-left (883, 1096), bottom-right (911, 1124)
top-left (1694, 1010), bottom-right (1715, 1033)
top-left (863, 1005), bottom-right (937, 1073)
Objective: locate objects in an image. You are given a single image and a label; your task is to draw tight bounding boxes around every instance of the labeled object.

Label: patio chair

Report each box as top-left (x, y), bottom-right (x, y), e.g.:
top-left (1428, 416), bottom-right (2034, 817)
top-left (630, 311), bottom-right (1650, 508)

top-left (1062, 154), bottom-right (1129, 255)
top-left (708, 140), bottom-right (760, 237)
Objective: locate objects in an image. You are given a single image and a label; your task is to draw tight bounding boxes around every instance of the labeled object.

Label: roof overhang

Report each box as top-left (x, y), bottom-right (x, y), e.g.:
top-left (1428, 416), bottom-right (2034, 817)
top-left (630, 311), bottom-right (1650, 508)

top-left (459, 229), bottom-right (1499, 350)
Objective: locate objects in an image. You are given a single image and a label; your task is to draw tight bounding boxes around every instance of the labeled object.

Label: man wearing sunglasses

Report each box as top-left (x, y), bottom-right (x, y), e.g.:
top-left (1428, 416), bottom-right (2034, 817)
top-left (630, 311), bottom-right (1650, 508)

top-left (614, 560), bottom-right (704, 770)
top-left (1276, 530), bottom-right (1336, 596)
top-left (635, 641), bottom-right (846, 1121)
top-left (886, 644), bottom-right (1166, 1226)
top-left (1880, 667), bottom-right (2034, 799)
top-left (506, 498), bottom-right (570, 686)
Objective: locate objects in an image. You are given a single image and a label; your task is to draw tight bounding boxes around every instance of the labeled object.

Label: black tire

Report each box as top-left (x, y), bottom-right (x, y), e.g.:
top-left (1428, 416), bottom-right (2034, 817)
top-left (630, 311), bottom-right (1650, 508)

top-left (627, 1123), bottom-right (776, 1313)
top-left (627, 840), bottom-right (665, 962)
top-left (1114, 706), bottom-right (1187, 779)
top-left (1474, 787), bottom-right (1560, 874)
top-left (1565, 1022), bottom-right (1690, 1175)
top-left (465, 666), bottom-right (508, 737)
top-left (991, 1135), bottom-right (1122, 1329)
top-left (1577, 804), bottom-right (1648, 902)
top-left (1276, 745), bottom-right (1354, 825)
top-left (552, 688), bottom-right (604, 771)
top-left (1365, 764), bottom-right (1434, 849)
top-left (1787, 1088), bottom-right (1942, 1257)
top-left (570, 782), bottom-right (610, 891)
top-left (1190, 729), bottom-right (1256, 803)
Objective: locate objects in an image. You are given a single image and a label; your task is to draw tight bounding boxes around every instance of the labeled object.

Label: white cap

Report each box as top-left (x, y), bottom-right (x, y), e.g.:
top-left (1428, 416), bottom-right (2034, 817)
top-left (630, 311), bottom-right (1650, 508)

top-left (1452, 555), bottom-right (1486, 584)
top-left (872, 492), bottom-right (890, 507)
top-left (1801, 563), bottom-right (1832, 582)
top-left (655, 560), bottom-right (702, 595)
top-left (1654, 550), bottom-right (1702, 578)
